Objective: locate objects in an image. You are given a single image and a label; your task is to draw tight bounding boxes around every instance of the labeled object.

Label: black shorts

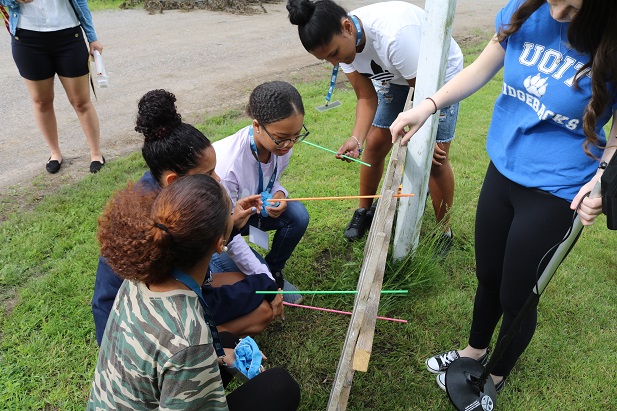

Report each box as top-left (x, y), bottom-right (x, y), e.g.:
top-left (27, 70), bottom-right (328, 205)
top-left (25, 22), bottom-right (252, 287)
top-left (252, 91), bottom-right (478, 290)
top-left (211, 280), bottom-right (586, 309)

top-left (11, 26), bottom-right (89, 81)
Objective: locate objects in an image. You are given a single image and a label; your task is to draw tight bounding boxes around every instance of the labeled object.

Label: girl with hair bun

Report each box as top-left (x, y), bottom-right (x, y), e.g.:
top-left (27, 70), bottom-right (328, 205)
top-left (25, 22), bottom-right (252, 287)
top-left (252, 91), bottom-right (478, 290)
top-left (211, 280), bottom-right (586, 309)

top-left (89, 174), bottom-right (301, 410)
top-left (92, 89), bottom-right (283, 347)
top-left (287, 0), bottom-right (463, 249)
top-left (212, 81), bottom-right (310, 304)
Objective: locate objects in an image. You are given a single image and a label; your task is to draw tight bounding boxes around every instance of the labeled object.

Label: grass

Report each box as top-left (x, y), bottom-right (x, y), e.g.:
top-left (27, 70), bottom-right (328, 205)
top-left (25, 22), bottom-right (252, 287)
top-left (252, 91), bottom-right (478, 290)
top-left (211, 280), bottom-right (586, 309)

top-left (1, 41), bottom-right (617, 410)
top-left (87, 0), bottom-right (127, 11)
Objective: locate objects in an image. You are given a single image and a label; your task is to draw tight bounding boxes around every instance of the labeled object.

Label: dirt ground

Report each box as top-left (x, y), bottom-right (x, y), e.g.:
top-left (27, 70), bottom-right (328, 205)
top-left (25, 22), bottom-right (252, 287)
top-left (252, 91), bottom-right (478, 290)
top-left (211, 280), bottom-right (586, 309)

top-left (0, 0), bottom-right (506, 200)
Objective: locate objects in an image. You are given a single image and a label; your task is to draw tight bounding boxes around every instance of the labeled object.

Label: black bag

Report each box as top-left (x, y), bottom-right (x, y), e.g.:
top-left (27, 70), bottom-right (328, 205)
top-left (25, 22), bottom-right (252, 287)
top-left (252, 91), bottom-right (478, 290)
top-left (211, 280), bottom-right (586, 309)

top-left (601, 151), bottom-right (617, 230)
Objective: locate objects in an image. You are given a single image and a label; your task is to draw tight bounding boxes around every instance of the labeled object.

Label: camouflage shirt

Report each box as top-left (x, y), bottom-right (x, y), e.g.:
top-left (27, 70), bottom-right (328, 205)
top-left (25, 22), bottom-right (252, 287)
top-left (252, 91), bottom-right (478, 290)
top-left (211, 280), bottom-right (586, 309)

top-left (87, 280), bottom-right (229, 410)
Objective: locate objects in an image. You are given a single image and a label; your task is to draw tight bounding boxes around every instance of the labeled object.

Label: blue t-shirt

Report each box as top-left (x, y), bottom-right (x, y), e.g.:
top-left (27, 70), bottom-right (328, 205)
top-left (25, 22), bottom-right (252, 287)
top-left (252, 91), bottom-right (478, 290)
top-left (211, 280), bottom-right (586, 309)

top-left (488, 0), bottom-right (617, 201)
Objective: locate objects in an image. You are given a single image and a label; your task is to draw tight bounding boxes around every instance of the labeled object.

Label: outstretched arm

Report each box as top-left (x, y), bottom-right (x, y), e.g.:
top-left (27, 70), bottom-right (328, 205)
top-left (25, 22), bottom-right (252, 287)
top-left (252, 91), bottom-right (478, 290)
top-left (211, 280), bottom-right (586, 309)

top-left (390, 35), bottom-right (506, 145)
top-left (336, 71), bottom-right (378, 161)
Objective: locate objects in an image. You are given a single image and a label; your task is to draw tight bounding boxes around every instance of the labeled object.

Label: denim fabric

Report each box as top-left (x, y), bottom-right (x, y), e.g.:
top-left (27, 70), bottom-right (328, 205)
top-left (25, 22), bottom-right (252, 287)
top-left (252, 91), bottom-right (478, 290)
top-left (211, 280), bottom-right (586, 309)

top-left (239, 201), bottom-right (309, 273)
top-left (372, 81), bottom-right (410, 128)
top-left (371, 80), bottom-right (459, 143)
top-left (4, 0), bottom-right (97, 42)
top-left (435, 101), bottom-right (460, 143)
top-left (209, 246), bottom-right (268, 274)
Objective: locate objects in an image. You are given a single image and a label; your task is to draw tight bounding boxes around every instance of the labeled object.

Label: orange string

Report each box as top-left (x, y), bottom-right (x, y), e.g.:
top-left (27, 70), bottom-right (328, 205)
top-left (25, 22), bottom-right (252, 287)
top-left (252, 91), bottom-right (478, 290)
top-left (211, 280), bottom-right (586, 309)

top-left (275, 193), bottom-right (413, 202)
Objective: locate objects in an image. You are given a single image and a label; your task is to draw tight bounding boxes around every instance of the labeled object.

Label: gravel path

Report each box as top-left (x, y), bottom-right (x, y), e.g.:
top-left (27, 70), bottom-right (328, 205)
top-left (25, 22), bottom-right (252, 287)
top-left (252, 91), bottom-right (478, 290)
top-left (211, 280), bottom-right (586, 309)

top-left (0, 0), bottom-right (506, 194)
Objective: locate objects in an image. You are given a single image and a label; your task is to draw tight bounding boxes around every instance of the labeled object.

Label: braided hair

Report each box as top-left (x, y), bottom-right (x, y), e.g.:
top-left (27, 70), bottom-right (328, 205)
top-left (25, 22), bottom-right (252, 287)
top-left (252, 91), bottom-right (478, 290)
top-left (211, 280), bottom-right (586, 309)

top-left (247, 81), bottom-right (305, 125)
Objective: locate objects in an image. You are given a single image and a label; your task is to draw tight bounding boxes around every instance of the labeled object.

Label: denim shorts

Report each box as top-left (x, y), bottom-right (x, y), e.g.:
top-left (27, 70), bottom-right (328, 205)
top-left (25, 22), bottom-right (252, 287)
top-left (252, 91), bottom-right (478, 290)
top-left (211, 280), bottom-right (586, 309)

top-left (372, 80), bottom-right (460, 143)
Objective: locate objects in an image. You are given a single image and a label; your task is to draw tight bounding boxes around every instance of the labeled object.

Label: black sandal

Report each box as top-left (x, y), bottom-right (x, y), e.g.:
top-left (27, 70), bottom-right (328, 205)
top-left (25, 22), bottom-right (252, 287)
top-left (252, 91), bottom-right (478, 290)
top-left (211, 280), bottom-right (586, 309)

top-left (46, 157), bottom-right (62, 174)
top-left (90, 156), bottom-right (106, 173)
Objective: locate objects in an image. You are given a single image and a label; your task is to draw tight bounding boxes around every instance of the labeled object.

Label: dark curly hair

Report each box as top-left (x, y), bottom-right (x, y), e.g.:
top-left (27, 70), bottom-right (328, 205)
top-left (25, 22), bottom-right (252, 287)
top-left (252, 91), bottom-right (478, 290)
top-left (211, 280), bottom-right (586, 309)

top-left (98, 174), bottom-right (229, 284)
top-left (497, 0), bottom-right (617, 157)
top-left (287, 0), bottom-right (348, 52)
top-left (135, 89), bottom-right (212, 183)
top-left (247, 81), bottom-right (305, 125)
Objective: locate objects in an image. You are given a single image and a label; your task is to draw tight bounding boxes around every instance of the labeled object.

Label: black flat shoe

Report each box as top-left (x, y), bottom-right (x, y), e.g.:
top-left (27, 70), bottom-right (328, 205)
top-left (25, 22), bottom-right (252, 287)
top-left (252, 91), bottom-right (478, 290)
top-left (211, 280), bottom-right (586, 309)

top-left (46, 158), bottom-right (62, 174)
top-left (90, 156), bottom-right (105, 173)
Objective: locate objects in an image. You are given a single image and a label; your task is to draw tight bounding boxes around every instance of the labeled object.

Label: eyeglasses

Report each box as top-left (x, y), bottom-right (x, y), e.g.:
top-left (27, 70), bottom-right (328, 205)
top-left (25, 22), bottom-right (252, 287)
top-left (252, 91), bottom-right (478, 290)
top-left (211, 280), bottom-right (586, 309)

top-left (260, 123), bottom-right (310, 148)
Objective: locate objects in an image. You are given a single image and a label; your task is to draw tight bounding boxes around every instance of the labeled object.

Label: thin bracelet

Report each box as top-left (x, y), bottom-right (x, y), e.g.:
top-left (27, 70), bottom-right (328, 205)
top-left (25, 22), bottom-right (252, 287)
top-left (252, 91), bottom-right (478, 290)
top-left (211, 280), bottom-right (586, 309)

top-left (426, 97), bottom-right (438, 115)
top-left (351, 136), bottom-right (363, 154)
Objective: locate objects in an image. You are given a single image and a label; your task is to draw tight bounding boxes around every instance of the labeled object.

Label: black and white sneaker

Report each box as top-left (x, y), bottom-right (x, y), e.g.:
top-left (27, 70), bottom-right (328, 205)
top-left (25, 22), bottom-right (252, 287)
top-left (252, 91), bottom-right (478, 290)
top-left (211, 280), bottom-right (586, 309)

top-left (344, 208), bottom-right (371, 241)
top-left (426, 350), bottom-right (460, 374)
top-left (426, 349), bottom-right (489, 374)
top-left (437, 372), bottom-right (505, 393)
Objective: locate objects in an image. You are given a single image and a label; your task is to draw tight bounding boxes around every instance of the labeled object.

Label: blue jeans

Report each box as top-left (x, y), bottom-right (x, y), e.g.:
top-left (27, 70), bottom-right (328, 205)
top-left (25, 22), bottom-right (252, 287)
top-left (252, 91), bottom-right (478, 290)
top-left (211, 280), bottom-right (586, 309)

top-left (209, 245), bottom-right (267, 273)
top-left (238, 201), bottom-right (309, 273)
top-left (372, 80), bottom-right (459, 143)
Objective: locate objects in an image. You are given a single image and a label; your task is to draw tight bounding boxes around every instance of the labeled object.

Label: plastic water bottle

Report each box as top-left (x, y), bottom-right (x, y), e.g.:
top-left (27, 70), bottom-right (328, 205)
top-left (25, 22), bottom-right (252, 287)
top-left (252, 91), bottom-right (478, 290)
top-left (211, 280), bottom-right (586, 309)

top-left (93, 50), bottom-right (109, 88)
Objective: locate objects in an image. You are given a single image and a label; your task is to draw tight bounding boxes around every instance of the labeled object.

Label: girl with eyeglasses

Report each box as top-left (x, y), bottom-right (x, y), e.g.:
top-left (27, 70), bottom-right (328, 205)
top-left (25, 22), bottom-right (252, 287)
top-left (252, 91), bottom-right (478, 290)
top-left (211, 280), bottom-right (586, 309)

top-left (212, 81), bottom-right (310, 304)
top-left (92, 89), bottom-right (283, 348)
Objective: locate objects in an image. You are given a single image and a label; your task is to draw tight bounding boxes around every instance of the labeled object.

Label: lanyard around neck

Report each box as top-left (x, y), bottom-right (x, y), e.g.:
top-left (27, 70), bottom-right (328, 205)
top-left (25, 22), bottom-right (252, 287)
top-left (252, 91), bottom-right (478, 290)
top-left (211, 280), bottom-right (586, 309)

top-left (172, 269), bottom-right (225, 357)
top-left (326, 15), bottom-right (363, 105)
top-left (349, 14), bottom-right (362, 49)
top-left (249, 125), bottom-right (278, 194)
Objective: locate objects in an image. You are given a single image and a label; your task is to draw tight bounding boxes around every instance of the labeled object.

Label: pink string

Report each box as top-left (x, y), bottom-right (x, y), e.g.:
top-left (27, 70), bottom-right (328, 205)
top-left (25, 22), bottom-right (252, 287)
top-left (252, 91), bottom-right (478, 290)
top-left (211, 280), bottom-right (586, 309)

top-left (282, 301), bottom-right (407, 323)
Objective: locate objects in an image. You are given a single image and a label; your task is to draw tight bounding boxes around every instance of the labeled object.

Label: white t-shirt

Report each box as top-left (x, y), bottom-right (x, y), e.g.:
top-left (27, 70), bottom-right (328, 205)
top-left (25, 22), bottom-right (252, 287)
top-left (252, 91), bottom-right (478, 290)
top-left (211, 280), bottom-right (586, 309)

top-left (214, 125), bottom-right (290, 204)
top-left (18, 0), bottom-right (80, 32)
top-left (340, 1), bottom-right (463, 86)
top-left (213, 125), bottom-right (291, 278)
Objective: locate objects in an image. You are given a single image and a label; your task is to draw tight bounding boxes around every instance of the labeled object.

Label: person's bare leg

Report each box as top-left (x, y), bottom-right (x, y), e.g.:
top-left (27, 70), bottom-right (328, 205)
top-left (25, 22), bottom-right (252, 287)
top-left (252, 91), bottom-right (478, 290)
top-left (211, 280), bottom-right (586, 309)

top-left (24, 77), bottom-right (62, 162)
top-left (429, 142), bottom-right (454, 231)
top-left (59, 74), bottom-right (102, 162)
top-left (358, 126), bottom-right (394, 210)
top-left (210, 271), bottom-right (246, 287)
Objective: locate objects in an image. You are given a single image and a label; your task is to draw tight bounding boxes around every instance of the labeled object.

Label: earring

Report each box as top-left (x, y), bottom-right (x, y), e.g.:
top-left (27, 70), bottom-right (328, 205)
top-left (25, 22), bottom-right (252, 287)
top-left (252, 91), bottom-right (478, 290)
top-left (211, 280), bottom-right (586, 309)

top-left (222, 246), bottom-right (228, 253)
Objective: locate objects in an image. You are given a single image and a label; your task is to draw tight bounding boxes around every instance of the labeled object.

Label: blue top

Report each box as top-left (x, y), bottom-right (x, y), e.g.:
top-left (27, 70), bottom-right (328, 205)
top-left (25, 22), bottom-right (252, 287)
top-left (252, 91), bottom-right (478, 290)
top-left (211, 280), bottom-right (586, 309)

top-left (91, 171), bottom-right (277, 346)
top-left (1, 0), bottom-right (98, 42)
top-left (489, 0), bottom-right (617, 201)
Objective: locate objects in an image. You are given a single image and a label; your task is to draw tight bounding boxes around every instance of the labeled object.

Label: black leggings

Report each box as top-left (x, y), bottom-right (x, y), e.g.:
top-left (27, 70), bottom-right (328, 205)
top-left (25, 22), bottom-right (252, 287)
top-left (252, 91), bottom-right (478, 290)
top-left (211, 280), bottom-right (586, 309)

top-left (227, 367), bottom-right (301, 411)
top-left (469, 162), bottom-right (577, 377)
top-left (218, 333), bottom-right (300, 410)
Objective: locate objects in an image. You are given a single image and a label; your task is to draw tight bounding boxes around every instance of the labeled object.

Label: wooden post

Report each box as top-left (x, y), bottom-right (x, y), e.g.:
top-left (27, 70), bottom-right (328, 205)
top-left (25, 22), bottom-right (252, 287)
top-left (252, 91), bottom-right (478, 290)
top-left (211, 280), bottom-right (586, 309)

top-left (392, 0), bottom-right (458, 261)
top-left (327, 142), bottom-right (406, 410)
top-left (327, 0), bottom-right (458, 408)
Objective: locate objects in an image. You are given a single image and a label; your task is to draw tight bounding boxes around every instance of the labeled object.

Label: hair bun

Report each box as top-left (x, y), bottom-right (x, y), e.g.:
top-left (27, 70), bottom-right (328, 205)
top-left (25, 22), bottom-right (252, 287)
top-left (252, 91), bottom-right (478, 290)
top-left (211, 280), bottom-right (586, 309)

top-left (135, 89), bottom-right (182, 141)
top-left (287, 0), bottom-right (315, 26)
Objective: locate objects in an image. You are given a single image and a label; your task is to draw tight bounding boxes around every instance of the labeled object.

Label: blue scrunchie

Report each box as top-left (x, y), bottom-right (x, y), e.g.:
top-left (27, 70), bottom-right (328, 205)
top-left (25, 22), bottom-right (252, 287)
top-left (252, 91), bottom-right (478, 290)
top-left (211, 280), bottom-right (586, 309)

top-left (233, 336), bottom-right (263, 379)
top-left (260, 191), bottom-right (280, 217)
